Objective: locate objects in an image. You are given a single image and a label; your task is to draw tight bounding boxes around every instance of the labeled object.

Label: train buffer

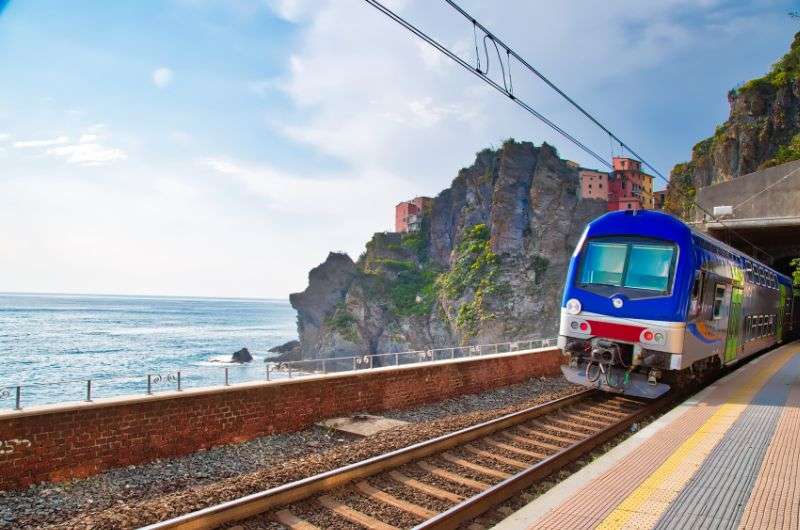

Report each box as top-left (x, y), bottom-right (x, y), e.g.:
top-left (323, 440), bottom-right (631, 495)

top-left (495, 340), bottom-right (800, 530)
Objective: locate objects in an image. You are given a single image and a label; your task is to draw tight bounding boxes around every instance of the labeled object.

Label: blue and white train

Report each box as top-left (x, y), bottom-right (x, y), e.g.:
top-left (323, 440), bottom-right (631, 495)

top-left (559, 210), bottom-right (799, 398)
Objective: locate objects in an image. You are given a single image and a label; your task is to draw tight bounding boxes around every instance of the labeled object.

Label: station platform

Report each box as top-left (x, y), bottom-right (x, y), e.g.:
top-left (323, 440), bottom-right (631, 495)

top-left (496, 341), bottom-right (800, 530)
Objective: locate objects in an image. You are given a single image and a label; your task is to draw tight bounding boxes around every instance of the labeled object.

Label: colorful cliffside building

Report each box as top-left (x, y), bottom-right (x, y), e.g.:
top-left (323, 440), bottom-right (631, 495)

top-left (577, 157), bottom-right (656, 211)
top-left (395, 196), bottom-right (432, 233)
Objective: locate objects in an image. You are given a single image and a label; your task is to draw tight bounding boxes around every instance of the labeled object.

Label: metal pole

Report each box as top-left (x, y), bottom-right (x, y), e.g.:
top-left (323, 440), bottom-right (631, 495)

top-left (266, 365), bottom-right (270, 381)
top-left (15, 386), bottom-right (21, 410)
top-left (86, 380), bottom-right (92, 402)
top-left (322, 359), bottom-right (327, 374)
top-left (353, 357), bottom-right (357, 371)
top-left (395, 352), bottom-right (399, 366)
top-left (147, 375), bottom-right (152, 395)
top-left (177, 371), bottom-right (182, 391)
top-left (288, 365), bottom-right (292, 379)
top-left (224, 368), bottom-right (229, 386)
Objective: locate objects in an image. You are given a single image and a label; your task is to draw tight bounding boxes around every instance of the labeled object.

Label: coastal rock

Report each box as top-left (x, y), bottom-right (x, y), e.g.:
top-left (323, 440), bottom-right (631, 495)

top-left (267, 340), bottom-right (301, 363)
top-left (666, 31), bottom-right (800, 217)
top-left (231, 348), bottom-right (253, 363)
top-left (289, 139), bottom-right (605, 360)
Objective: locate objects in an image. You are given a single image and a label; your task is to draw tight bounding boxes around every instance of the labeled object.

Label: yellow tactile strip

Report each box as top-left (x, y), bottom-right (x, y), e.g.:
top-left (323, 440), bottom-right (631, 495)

top-left (738, 370), bottom-right (800, 529)
top-left (599, 346), bottom-right (795, 530)
top-left (529, 344), bottom-right (798, 530)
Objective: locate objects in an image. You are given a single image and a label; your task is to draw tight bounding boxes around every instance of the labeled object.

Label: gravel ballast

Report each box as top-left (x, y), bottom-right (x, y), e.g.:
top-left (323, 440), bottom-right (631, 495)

top-left (0, 376), bottom-right (577, 530)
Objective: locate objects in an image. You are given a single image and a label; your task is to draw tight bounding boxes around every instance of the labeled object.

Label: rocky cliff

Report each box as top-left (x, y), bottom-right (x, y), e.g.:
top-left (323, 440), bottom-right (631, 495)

top-left (288, 140), bottom-right (606, 360)
top-left (666, 31), bottom-right (800, 217)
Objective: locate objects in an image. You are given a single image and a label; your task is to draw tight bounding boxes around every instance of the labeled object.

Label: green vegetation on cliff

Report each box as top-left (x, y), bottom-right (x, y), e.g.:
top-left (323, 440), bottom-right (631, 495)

top-left (762, 133), bottom-right (800, 168)
top-left (325, 302), bottom-right (359, 342)
top-left (739, 32), bottom-right (800, 94)
top-left (437, 224), bottom-right (506, 336)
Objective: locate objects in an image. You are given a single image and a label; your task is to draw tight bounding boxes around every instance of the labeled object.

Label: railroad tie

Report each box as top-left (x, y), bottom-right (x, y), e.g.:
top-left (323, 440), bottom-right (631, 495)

top-left (440, 452), bottom-right (512, 479)
top-left (317, 495), bottom-right (399, 530)
top-left (355, 481), bottom-right (436, 520)
top-left (552, 415), bottom-right (606, 431)
top-left (464, 444), bottom-right (529, 469)
top-left (388, 470), bottom-right (464, 503)
top-left (417, 461), bottom-right (489, 491)
top-left (274, 509), bottom-right (320, 530)
top-left (504, 430), bottom-right (563, 452)
top-left (524, 422), bottom-right (583, 442)
top-left (484, 438), bottom-right (547, 459)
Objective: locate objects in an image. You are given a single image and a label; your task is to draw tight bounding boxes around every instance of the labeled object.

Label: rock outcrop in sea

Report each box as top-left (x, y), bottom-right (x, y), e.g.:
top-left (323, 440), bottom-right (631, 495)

top-left (288, 140), bottom-right (606, 361)
top-left (665, 31), bottom-right (800, 217)
top-left (231, 347), bottom-right (253, 363)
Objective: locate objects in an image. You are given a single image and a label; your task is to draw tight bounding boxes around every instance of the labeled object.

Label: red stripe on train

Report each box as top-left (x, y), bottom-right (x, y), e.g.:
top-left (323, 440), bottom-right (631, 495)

top-left (586, 320), bottom-right (644, 343)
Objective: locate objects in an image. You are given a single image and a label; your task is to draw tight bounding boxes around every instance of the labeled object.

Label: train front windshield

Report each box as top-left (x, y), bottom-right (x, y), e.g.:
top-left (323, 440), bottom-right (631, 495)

top-left (578, 239), bottom-right (676, 294)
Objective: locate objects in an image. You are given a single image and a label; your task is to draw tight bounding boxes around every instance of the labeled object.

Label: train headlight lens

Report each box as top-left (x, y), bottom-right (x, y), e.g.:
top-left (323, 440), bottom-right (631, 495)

top-left (643, 330), bottom-right (654, 341)
top-left (570, 321), bottom-right (579, 330)
top-left (566, 298), bottom-right (582, 315)
top-left (655, 333), bottom-right (664, 344)
top-left (579, 322), bottom-right (589, 332)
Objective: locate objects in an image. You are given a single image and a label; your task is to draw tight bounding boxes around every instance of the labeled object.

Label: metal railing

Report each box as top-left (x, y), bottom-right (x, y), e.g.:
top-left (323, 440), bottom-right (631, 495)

top-left (0, 337), bottom-right (557, 411)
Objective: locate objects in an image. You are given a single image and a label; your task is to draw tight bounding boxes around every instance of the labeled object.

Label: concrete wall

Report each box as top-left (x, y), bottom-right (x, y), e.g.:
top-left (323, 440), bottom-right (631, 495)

top-left (0, 347), bottom-right (563, 490)
top-left (695, 159), bottom-right (800, 222)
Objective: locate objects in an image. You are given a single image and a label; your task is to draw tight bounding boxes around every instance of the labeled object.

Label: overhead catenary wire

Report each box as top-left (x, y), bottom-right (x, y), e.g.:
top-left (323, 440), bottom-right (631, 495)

top-left (362, 0), bottom-right (774, 261)
top-left (442, 0), bottom-right (773, 262)
top-left (362, 0), bottom-right (611, 170)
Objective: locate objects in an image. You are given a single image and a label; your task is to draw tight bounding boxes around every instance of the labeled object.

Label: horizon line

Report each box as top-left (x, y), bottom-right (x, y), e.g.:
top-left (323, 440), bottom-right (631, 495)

top-left (0, 290), bottom-right (290, 302)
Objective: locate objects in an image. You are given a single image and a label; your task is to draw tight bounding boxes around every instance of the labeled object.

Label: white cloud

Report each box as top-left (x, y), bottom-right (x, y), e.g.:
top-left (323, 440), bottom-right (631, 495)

top-left (200, 156), bottom-right (406, 217)
top-left (152, 67), bottom-right (174, 88)
top-left (0, 133), bottom-right (11, 142)
top-left (267, 0), bottom-right (314, 22)
top-left (13, 136), bottom-right (69, 148)
top-left (46, 143), bottom-right (127, 166)
top-left (79, 134), bottom-right (99, 143)
top-left (270, 0), bottom-right (757, 189)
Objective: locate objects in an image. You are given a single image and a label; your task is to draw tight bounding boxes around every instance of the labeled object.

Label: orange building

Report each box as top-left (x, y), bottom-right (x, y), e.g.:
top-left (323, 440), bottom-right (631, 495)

top-left (395, 196), bottom-right (432, 233)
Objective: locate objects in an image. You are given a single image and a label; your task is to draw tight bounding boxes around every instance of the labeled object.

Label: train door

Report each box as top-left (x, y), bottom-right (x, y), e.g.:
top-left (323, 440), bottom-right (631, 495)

top-left (778, 284), bottom-right (787, 342)
top-left (725, 286), bottom-right (743, 363)
top-left (712, 282), bottom-right (731, 361)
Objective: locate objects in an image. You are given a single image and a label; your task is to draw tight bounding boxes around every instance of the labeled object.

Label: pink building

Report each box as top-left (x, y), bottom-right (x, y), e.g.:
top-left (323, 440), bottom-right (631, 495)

top-left (395, 196), bottom-right (432, 233)
top-left (578, 169), bottom-right (609, 200)
top-left (607, 157), bottom-right (654, 211)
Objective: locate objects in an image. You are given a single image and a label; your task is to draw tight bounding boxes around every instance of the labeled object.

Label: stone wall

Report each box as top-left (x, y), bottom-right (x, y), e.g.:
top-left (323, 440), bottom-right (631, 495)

top-left (0, 347), bottom-right (563, 490)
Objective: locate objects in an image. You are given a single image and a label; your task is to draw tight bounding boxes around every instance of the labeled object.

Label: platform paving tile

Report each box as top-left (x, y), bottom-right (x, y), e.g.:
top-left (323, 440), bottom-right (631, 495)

top-left (738, 363), bottom-right (800, 530)
top-left (528, 343), bottom-right (798, 530)
top-left (652, 353), bottom-right (800, 530)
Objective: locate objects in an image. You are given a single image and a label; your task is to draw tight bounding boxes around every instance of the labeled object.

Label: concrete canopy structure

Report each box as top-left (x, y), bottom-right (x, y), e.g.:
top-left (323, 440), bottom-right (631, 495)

top-left (692, 159), bottom-right (800, 273)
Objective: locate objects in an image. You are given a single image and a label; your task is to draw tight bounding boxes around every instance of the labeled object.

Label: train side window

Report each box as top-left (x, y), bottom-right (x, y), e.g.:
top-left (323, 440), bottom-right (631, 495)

top-left (690, 272), bottom-right (703, 317)
top-left (712, 285), bottom-right (725, 319)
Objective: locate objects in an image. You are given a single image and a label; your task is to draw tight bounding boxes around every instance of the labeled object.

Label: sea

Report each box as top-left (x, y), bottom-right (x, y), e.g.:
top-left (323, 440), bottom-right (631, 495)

top-left (0, 293), bottom-right (298, 410)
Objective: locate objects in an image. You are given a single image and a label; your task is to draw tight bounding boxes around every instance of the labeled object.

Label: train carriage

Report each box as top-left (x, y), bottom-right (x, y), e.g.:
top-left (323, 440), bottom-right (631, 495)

top-left (559, 209), bottom-right (799, 399)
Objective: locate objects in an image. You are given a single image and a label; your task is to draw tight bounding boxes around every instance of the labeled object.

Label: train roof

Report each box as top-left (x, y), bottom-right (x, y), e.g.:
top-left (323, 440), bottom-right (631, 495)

top-left (588, 210), bottom-right (793, 284)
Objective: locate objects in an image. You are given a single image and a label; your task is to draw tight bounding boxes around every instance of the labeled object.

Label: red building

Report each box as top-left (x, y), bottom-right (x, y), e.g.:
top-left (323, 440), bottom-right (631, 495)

top-left (607, 157), bottom-right (654, 211)
top-left (395, 196), bottom-right (432, 233)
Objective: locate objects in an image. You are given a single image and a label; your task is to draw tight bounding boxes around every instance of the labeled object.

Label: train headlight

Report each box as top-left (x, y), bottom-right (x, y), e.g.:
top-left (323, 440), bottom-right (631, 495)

top-left (643, 330), bottom-right (654, 342)
top-left (655, 333), bottom-right (665, 344)
top-left (566, 298), bottom-right (582, 315)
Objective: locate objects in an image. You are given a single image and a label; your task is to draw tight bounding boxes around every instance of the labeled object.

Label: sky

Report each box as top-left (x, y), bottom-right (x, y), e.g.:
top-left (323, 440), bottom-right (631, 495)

top-left (0, 0), bottom-right (797, 299)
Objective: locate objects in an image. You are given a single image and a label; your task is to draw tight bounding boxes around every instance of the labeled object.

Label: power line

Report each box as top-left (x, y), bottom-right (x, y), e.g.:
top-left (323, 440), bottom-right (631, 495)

top-left (362, 0), bottom-right (611, 170)
top-left (362, 0), bottom-right (774, 262)
top-left (442, 0), bottom-right (773, 262)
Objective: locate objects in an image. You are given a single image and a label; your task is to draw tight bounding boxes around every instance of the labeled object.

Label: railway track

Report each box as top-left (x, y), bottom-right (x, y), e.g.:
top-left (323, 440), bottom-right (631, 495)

top-left (145, 390), bottom-right (671, 530)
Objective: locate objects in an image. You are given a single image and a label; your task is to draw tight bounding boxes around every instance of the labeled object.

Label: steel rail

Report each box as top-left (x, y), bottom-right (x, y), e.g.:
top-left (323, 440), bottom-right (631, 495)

top-left (414, 392), bottom-right (673, 529)
top-left (142, 389), bottom-right (596, 530)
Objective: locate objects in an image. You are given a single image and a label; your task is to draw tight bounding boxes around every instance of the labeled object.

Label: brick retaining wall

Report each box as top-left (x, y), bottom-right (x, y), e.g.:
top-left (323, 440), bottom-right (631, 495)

top-left (0, 347), bottom-right (563, 490)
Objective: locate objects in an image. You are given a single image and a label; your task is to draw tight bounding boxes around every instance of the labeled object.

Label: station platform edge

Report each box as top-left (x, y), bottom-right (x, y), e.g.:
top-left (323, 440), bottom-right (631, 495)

top-left (496, 340), bottom-right (800, 530)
